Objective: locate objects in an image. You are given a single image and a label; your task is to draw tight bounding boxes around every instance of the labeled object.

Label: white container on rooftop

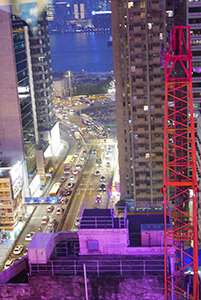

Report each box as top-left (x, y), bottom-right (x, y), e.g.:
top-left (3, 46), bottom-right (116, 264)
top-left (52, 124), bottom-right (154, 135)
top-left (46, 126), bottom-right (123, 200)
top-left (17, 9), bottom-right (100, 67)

top-left (28, 233), bottom-right (54, 264)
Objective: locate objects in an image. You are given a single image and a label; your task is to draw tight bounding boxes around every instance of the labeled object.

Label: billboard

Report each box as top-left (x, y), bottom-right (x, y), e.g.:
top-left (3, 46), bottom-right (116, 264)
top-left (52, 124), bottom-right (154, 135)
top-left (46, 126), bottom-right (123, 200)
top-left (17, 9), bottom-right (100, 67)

top-left (25, 197), bottom-right (60, 204)
top-left (10, 161), bottom-right (23, 199)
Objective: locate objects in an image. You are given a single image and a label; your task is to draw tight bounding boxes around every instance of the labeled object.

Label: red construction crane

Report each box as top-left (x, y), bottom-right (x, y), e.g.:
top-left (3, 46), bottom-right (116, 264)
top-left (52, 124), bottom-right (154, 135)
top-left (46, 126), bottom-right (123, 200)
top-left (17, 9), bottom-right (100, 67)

top-left (163, 26), bottom-right (199, 299)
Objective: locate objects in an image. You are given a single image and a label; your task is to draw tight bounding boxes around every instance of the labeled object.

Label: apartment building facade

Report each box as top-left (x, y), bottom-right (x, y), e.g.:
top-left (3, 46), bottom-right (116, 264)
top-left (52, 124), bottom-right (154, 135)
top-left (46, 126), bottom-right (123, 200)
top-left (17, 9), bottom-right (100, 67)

top-left (111, 0), bottom-right (185, 205)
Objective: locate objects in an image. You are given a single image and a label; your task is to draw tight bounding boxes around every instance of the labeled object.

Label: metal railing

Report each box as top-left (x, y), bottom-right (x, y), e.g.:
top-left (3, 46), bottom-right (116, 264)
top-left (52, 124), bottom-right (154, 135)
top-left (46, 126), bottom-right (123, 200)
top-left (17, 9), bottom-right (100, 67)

top-left (79, 216), bottom-right (126, 229)
top-left (29, 257), bottom-right (164, 277)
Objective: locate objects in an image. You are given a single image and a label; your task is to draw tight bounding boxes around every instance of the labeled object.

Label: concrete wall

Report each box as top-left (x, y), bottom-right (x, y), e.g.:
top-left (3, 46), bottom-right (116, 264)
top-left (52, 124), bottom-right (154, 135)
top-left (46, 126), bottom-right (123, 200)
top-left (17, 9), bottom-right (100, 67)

top-left (78, 228), bottom-right (129, 255)
top-left (0, 274), bottom-right (164, 300)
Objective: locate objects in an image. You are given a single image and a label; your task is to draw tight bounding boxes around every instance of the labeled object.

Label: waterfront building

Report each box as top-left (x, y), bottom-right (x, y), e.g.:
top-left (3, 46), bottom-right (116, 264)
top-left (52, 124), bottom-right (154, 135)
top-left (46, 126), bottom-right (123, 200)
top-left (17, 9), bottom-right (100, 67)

top-left (111, 0), bottom-right (185, 205)
top-left (91, 11), bottom-right (111, 30)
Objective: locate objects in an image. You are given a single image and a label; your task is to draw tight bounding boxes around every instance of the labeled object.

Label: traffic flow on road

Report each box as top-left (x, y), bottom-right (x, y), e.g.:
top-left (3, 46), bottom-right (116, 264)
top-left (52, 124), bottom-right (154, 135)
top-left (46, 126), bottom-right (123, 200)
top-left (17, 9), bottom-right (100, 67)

top-left (3, 94), bottom-right (119, 270)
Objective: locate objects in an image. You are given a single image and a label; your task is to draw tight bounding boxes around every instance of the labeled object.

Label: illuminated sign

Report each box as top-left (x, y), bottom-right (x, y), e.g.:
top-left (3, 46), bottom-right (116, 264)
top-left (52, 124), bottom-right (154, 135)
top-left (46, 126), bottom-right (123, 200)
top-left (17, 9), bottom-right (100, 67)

top-left (25, 197), bottom-right (60, 204)
top-left (10, 161), bottom-right (23, 199)
top-left (92, 11), bottom-right (111, 15)
top-left (50, 122), bottom-right (61, 155)
top-left (193, 68), bottom-right (201, 74)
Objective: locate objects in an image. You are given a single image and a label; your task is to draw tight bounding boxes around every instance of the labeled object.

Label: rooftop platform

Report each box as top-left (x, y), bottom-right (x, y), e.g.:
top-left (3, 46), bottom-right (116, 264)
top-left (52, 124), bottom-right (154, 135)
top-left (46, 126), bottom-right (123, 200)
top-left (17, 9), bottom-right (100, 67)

top-left (79, 208), bottom-right (126, 229)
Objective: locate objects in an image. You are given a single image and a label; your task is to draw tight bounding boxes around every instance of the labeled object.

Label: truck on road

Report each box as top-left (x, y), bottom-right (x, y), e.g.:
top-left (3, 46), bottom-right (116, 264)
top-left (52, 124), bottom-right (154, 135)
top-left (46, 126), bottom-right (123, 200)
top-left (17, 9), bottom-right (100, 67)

top-left (74, 131), bottom-right (81, 140)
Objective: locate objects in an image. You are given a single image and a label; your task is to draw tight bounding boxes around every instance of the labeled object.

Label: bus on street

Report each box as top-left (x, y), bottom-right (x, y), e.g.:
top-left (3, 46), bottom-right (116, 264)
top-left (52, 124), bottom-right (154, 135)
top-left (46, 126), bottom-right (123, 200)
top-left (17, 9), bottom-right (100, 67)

top-left (81, 114), bottom-right (93, 125)
top-left (49, 182), bottom-right (61, 197)
top-left (95, 149), bottom-right (102, 167)
top-left (94, 120), bottom-right (104, 134)
top-left (63, 155), bottom-right (74, 174)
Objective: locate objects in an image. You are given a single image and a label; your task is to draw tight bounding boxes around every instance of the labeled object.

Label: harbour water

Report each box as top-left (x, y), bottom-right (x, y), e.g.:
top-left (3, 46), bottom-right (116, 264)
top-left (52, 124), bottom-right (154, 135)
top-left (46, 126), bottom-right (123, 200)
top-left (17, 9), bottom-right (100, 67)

top-left (49, 32), bottom-right (114, 74)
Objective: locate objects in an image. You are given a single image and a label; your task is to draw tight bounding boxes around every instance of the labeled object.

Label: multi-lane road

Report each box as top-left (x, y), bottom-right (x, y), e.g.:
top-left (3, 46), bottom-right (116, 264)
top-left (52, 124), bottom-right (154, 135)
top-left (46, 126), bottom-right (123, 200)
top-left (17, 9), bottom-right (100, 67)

top-left (7, 119), bottom-right (117, 264)
top-left (61, 141), bottom-right (117, 231)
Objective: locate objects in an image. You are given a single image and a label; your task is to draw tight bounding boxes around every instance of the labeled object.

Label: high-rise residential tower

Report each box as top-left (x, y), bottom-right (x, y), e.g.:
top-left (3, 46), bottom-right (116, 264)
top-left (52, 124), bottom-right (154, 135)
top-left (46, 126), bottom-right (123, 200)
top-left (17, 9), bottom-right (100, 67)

top-left (11, 0), bottom-right (56, 144)
top-left (111, 0), bottom-right (186, 205)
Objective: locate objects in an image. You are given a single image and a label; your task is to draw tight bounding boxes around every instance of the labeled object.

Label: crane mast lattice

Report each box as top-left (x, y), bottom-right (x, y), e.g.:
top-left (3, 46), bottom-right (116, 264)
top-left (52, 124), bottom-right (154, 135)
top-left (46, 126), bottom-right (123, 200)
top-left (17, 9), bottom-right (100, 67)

top-left (163, 26), bottom-right (199, 299)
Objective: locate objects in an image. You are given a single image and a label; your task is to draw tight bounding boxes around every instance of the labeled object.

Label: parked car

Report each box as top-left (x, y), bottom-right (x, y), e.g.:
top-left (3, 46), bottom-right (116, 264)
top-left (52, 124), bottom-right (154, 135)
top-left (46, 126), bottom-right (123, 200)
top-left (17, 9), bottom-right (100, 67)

top-left (106, 162), bottom-right (111, 167)
top-left (92, 149), bottom-right (97, 154)
top-left (95, 170), bottom-right (100, 176)
top-left (76, 164), bottom-right (82, 170)
top-left (70, 175), bottom-right (75, 181)
top-left (25, 232), bottom-right (35, 242)
top-left (13, 245), bottom-right (24, 255)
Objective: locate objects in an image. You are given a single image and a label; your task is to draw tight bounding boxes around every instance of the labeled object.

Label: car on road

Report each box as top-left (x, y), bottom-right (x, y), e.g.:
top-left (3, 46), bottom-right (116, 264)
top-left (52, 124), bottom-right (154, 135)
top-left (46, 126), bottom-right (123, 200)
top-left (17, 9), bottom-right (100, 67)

top-left (73, 169), bottom-right (79, 175)
top-left (48, 218), bottom-right (57, 226)
top-left (41, 216), bottom-right (49, 225)
top-left (100, 176), bottom-right (105, 182)
top-left (70, 175), bottom-right (75, 181)
top-left (61, 197), bottom-right (68, 205)
top-left (63, 189), bottom-right (72, 196)
top-left (46, 205), bottom-right (54, 213)
top-left (60, 176), bottom-right (67, 183)
top-left (13, 245), bottom-right (24, 255)
top-left (68, 182), bottom-right (74, 189)
top-left (80, 156), bottom-right (85, 161)
top-left (99, 184), bottom-right (106, 191)
top-left (70, 157), bottom-right (74, 163)
top-left (106, 162), bottom-right (111, 167)
top-left (74, 153), bottom-right (78, 158)
top-left (25, 232), bottom-right (35, 242)
top-left (105, 152), bottom-right (110, 158)
top-left (77, 143), bottom-right (82, 149)
top-left (91, 149), bottom-right (97, 154)
top-left (83, 150), bottom-right (87, 155)
top-left (56, 208), bottom-right (61, 215)
top-left (76, 164), bottom-right (82, 170)
top-left (87, 126), bottom-right (92, 131)
top-left (95, 170), bottom-right (100, 176)
top-left (96, 196), bottom-right (102, 203)
top-left (5, 259), bottom-right (15, 269)
top-left (70, 108), bottom-right (75, 112)
top-left (75, 217), bottom-right (80, 227)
